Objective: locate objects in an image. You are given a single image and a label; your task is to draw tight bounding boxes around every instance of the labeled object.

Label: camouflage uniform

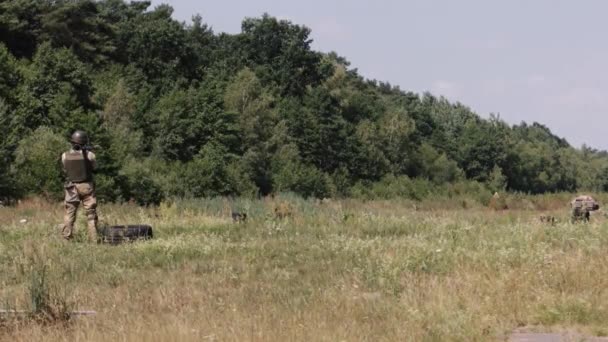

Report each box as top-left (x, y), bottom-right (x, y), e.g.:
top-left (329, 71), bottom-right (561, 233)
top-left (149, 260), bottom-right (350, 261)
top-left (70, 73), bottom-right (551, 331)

top-left (570, 195), bottom-right (599, 223)
top-left (61, 149), bottom-right (98, 241)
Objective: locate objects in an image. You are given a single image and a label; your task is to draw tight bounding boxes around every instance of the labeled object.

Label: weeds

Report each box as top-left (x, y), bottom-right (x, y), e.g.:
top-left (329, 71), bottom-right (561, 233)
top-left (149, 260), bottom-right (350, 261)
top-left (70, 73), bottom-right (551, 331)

top-left (1, 194), bottom-right (608, 340)
top-left (0, 242), bottom-right (72, 332)
top-left (27, 256), bottom-right (71, 323)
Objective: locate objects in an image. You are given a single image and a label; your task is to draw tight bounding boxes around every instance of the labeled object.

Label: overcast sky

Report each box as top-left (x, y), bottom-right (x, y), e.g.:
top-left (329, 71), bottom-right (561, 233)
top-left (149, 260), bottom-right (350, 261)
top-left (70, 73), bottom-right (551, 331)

top-left (151, 0), bottom-right (608, 150)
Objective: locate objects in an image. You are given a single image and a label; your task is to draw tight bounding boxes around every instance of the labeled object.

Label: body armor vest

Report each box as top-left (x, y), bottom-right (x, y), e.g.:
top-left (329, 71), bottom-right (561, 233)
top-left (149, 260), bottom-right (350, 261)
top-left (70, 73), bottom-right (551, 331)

top-left (64, 151), bottom-right (92, 182)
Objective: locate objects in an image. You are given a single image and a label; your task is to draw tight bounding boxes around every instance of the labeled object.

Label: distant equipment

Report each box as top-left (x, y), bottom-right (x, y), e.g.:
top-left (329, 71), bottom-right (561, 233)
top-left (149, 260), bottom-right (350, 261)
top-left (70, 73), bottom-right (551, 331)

top-left (570, 195), bottom-right (599, 223)
top-left (98, 224), bottom-right (153, 245)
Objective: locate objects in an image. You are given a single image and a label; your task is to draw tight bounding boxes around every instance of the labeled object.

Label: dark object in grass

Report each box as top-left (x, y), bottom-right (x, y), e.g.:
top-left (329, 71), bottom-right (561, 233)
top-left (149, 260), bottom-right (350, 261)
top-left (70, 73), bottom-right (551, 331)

top-left (232, 212), bottom-right (247, 223)
top-left (539, 215), bottom-right (556, 225)
top-left (98, 225), bottom-right (153, 245)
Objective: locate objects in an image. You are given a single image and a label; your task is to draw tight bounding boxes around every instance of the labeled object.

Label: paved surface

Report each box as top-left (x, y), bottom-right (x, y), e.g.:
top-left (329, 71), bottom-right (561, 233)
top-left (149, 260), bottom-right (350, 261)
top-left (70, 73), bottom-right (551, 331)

top-left (510, 332), bottom-right (608, 342)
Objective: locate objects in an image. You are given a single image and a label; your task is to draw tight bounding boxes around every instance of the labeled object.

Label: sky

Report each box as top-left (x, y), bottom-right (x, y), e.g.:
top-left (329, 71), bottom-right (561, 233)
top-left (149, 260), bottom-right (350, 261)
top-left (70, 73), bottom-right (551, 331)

top-left (150, 0), bottom-right (608, 150)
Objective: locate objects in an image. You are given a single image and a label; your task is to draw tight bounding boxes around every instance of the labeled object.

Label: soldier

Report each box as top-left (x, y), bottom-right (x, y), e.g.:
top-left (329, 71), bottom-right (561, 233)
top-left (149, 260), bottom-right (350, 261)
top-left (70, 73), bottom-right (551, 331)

top-left (570, 195), bottom-right (599, 223)
top-left (61, 130), bottom-right (98, 242)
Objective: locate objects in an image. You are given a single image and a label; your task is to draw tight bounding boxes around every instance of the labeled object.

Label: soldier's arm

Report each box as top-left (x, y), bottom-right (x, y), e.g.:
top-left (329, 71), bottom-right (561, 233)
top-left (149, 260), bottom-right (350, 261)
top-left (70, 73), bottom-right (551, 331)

top-left (61, 152), bottom-right (67, 172)
top-left (87, 151), bottom-right (97, 170)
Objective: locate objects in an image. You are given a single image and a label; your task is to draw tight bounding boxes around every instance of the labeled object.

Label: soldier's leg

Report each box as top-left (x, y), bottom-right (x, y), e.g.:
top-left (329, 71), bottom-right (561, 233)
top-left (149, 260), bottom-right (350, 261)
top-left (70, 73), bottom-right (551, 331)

top-left (79, 184), bottom-right (98, 242)
top-left (63, 184), bottom-right (82, 240)
top-left (570, 209), bottom-right (576, 223)
top-left (63, 201), bottom-right (79, 240)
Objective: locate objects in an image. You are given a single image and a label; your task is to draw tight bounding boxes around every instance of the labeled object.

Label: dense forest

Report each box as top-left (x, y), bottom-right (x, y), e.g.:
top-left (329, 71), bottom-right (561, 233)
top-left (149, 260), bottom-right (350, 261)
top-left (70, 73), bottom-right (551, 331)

top-left (1, 0), bottom-right (607, 204)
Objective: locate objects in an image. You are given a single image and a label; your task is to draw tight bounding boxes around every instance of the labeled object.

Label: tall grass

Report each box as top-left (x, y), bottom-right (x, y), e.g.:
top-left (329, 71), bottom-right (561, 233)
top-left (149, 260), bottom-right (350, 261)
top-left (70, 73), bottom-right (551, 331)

top-left (0, 193), bottom-right (607, 341)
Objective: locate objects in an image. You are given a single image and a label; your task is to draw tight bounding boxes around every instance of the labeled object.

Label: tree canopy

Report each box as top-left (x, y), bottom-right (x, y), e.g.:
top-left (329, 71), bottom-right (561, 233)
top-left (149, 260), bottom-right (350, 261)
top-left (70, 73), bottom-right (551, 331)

top-left (0, 0), bottom-right (606, 202)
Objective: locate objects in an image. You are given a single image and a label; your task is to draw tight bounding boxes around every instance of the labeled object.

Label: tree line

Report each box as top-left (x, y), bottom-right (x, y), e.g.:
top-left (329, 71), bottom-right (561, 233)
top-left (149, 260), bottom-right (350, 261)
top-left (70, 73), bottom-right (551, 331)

top-left (1, 0), bottom-right (607, 204)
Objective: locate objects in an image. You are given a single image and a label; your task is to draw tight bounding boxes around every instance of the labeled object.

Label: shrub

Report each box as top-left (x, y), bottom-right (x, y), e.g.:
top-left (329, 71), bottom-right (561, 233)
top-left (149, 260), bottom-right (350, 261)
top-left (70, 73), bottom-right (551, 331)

top-left (272, 144), bottom-right (334, 198)
top-left (11, 127), bottom-right (68, 200)
top-left (273, 162), bottom-right (333, 198)
top-left (183, 142), bottom-right (236, 198)
top-left (121, 158), bottom-right (164, 205)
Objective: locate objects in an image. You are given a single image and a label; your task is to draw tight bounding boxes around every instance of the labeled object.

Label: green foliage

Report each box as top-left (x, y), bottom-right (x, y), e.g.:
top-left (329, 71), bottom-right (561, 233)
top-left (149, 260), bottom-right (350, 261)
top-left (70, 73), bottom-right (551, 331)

top-left (241, 14), bottom-right (331, 96)
top-left (17, 42), bottom-right (95, 132)
top-left (352, 175), bottom-right (433, 201)
top-left (0, 43), bottom-right (20, 101)
top-left (418, 144), bottom-right (463, 184)
top-left (151, 86), bottom-right (238, 161)
top-left (101, 79), bottom-right (143, 163)
top-left (224, 68), bottom-right (275, 146)
top-left (487, 165), bottom-right (507, 193)
top-left (0, 99), bottom-right (17, 198)
top-left (183, 142), bottom-right (236, 197)
top-left (118, 3), bottom-right (197, 82)
top-left (272, 144), bottom-right (333, 198)
top-left (0, 0), bottom-right (605, 201)
top-left (0, 0), bottom-right (46, 58)
top-left (224, 68), bottom-right (277, 194)
top-left (225, 158), bottom-right (260, 197)
top-left (282, 87), bottom-right (356, 175)
top-left (11, 126), bottom-right (68, 199)
top-left (39, 0), bottom-right (115, 65)
top-left (456, 116), bottom-right (509, 182)
top-left (120, 158), bottom-right (164, 205)
top-left (93, 173), bottom-right (123, 203)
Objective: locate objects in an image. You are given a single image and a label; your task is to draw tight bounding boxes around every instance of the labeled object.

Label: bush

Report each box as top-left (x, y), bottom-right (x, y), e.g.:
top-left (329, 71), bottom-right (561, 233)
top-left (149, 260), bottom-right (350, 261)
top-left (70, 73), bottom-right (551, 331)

top-left (183, 142), bottom-right (236, 198)
top-left (121, 158), bottom-right (164, 205)
top-left (11, 127), bottom-right (68, 200)
top-left (225, 159), bottom-right (260, 198)
top-left (350, 175), bottom-right (494, 203)
top-left (94, 173), bottom-right (125, 203)
top-left (446, 181), bottom-right (492, 205)
top-left (418, 144), bottom-right (463, 184)
top-left (352, 175), bottom-right (435, 200)
top-left (271, 143), bottom-right (334, 198)
top-left (273, 161), bottom-right (333, 198)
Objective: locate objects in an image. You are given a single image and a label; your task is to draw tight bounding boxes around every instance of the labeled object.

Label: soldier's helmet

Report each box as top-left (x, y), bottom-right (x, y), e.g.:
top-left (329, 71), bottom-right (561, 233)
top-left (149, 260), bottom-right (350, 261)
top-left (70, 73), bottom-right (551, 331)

top-left (70, 130), bottom-right (89, 145)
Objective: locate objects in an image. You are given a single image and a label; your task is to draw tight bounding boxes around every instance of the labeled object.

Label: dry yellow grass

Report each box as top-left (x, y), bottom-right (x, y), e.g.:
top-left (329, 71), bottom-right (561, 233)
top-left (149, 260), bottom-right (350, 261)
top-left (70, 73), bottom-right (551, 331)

top-left (1, 194), bottom-right (608, 341)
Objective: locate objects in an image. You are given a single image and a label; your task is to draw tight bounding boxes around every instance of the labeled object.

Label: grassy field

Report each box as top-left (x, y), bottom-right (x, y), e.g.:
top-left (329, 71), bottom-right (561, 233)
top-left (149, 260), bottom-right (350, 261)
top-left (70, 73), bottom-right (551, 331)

top-left (1, 194), bottom-right (608, 341)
